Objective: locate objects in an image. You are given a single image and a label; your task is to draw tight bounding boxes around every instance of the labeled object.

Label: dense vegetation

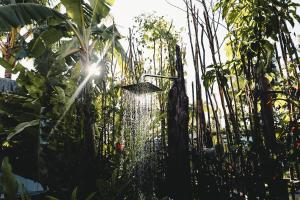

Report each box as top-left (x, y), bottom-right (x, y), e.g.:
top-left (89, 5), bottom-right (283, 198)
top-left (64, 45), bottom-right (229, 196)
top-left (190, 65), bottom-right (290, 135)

top-left (0, 0), bottom-right (299, 199)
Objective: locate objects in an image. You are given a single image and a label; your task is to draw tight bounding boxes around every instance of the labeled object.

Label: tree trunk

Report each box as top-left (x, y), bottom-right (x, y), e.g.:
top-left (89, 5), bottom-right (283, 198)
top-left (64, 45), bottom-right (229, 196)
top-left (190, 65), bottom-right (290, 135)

top-left (259, 76), bottom-right (276, 152)
top-left (167, 45), bottom-right (191, 200)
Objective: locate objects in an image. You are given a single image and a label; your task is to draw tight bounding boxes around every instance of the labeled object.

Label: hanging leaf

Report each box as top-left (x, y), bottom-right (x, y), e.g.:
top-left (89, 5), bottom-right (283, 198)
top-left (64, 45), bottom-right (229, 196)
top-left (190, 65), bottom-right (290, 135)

top-left (0, 157), bottom-right (18, 200)
top-left (61, 0), bottom-right (84, 29)
top-left (30, 27), bottom-right (64, 57)
top-left (90, 0), bottom-right (115, 24)
top-left (213, 2), bottom-right (222, 12)
top-left (71, 187), bottom-right (78, 200)
top-left (0, 58), bottom-right (13, 70)
top-left (44, 196), bottom-right (59, 200)
top-left (0, 3), bottom-right (65, 31)
top-left (202, 69), bottom-right (216, 88)
top-left (7, 119), bottom-right (39, 140)
top-left (85, 192), bottom-right (96, 200)
top-left (56, 38), bottom-right (81, 60)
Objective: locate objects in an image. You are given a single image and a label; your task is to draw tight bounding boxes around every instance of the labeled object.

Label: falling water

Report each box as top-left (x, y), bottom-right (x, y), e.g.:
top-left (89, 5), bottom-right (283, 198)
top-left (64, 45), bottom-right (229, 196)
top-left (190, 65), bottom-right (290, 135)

top-left (121, 90), bottom-right (159, 199)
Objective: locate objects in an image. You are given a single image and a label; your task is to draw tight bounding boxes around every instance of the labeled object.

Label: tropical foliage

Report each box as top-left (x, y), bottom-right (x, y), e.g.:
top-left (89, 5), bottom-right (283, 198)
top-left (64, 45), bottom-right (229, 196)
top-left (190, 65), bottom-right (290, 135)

top-left (0, 0), bottom-right (299, 199)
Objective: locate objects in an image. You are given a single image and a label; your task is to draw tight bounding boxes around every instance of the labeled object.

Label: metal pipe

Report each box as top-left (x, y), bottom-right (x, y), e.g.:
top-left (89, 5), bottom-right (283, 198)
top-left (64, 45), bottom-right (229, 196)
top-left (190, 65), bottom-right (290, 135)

top-left (142, 74), bottom-right (178, 81)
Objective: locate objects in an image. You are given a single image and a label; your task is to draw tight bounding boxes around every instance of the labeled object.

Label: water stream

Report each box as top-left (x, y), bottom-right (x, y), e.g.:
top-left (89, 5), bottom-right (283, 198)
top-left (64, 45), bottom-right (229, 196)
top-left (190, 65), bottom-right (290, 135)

top-left (121, 91), bottom-right (159, 198)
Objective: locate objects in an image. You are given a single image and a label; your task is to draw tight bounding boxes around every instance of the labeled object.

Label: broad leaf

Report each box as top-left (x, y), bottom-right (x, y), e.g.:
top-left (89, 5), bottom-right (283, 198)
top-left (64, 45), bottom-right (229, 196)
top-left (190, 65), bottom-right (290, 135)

top-left (71, 187), bottom-right (78, 200)
top-left (61, 0), bottom-right (84, 29)
top-left (93, 24), bottom-right (122, 40)
top-left (90, 0), bottom-right (115, 24)
top-left (7, 119), bottom-right (39, 140)
top-left (0, 157), bottom-right (18, 200)
top-left (30, 27), bottom-right (64, 57)
top-left (85, 192), bottom-right (96, 200)
top-left (0, 3), bottom-right (65, 31)
top-left (0, 58), bottom-right (13, 70)
top-left (45, 196), bottom-right (59, 200)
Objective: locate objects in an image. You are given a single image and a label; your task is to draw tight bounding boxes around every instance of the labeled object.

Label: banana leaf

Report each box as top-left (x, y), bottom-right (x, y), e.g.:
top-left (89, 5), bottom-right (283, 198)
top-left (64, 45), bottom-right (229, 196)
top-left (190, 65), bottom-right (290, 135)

top-left (0, 3), bottom-right (65, 31)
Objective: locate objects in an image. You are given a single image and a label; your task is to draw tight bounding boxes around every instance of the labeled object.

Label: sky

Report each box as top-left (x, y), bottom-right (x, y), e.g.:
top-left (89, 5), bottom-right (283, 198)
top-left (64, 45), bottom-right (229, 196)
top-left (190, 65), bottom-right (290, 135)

top-left (111, 0), bottom-right (187, 32)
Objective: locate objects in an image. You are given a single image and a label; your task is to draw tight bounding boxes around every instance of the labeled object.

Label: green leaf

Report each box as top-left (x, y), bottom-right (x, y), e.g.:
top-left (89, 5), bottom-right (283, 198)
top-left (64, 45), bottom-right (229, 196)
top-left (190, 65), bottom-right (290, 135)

top-left (18, 71), bottom-right (46, 98)
top-left (283, 114), bottom-right (290, 123)
top-left (263, 40), bottom-right (274, 69)
top-left (202, 70), bottom-right (216, 88)
top-left (213, 2), bottom-right (222, 12)
top-left (93, 24), bottom-right (122, 40)
top-left (44, 196), bottom-right (59, 200)
top-left (71, 187), bottom-right (78, 200)
top-left (85, 192), bottom-right (96, 200)
top-left (61, 0), bottom-right (84, 28)
top-left (7, 119), bottom-right (39, 140)
top-left (286, 15), bottom-right (295, 27)
top-left (90, 0), bottom-right (115, 24)
top-left (291, 9), bottom-right (300, 24)
top-left (236, 90), bottom-right (244, 97)
top-left (57, 38), bottom-right (81, 60)
top-left (0, 157), bottom-right (18, 200)
top-left (274, 99), bottom-right (287, 108)
top-left (226, 8), bottom-right (239, 24)
top-left (114, 40), bottom-right (127, 66)
top-left (0, 58), bottom-right (13, 70)
top-left (289, 2), bottom-right (300, 7)
top-left (265, 73), bottom-right (273, 83)
top-left (30, 28), bottom-right (64, 57)
top-left (12, 62), bottom-right (26, 74)
top-left (52, 86), bottom-right (66, 105)
top-left (0, 3), bottom-right (65, 31)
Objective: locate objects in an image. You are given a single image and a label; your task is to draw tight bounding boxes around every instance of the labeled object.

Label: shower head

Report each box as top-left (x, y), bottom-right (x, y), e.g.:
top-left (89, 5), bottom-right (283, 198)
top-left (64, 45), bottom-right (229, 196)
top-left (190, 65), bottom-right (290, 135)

top-left (121, 82), bottom-right (162, 94)
top-left (121, 74), bottom-right (177, 94)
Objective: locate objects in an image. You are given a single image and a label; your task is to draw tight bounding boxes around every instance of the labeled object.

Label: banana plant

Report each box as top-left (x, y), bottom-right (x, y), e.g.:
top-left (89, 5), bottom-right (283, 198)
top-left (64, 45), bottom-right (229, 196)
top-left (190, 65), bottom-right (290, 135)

top-left (54, 0), bottom-right (116, 157)
top-left (51, 0), bottom-right (125, 197)
top-left (0, 0), bottom-right (124, 145)
top-left (0, 1), bottom-right (124, 196)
